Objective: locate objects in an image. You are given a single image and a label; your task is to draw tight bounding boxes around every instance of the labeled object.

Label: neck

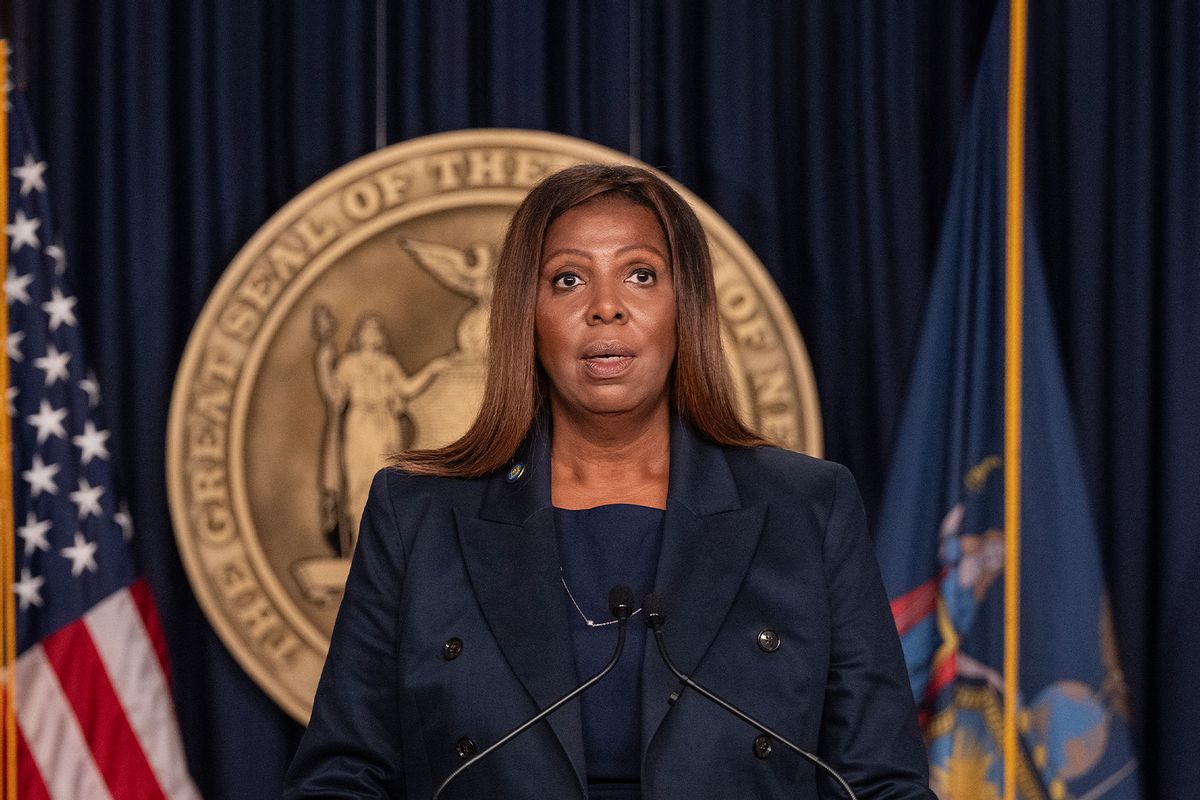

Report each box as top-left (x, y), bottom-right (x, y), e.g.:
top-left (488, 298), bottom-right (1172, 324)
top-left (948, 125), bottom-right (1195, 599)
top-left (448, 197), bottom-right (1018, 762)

top-left (548, 397), bottom-right (671, 509)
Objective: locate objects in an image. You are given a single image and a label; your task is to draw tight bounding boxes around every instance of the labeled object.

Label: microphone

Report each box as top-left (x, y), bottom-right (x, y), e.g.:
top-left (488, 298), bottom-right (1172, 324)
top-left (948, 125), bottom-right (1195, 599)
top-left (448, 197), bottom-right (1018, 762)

top-left (641, 593), bottom-right (858, 800)
top-left (430, 585), bottom-right (636, 800)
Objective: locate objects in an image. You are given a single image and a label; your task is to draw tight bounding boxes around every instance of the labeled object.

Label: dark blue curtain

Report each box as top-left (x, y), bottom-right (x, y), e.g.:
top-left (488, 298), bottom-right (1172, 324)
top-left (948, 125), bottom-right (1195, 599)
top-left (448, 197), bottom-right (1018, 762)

top-left (1026, 1), bottom-right (1200, 791)
top-left (10, 1), bottom-right (1197, 797)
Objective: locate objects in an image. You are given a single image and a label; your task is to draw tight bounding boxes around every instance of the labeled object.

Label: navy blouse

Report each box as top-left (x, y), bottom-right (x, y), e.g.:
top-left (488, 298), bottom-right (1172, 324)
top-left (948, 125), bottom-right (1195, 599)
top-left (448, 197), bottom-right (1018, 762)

top-left (555, 504), bottom-right (665, 800)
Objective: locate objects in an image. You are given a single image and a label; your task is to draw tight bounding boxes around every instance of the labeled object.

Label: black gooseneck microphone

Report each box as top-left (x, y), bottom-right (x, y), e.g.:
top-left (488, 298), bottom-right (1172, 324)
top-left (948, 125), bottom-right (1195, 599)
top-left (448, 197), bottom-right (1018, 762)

top-left (641, 593), bottom-right (859, 800)
top-left (430, 585), bottom-right (636, 800)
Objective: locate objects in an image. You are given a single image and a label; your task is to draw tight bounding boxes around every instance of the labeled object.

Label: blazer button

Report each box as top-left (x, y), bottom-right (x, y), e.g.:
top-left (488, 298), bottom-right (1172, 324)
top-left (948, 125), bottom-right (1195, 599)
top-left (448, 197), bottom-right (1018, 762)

top-left (757, 628), bottom-right (781, 652)
top-left (456, 737), bottom-right (477, 759)
top-left (753, 734), bottom-right (773, 759)
top-left (443, 637), bottom-right (463, 661)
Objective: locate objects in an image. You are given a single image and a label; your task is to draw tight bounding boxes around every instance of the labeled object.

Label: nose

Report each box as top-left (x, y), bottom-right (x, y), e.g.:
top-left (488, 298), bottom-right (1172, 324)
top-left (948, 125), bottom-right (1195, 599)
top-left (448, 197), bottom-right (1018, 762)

top-left (587, 280), bottom-right (626, 324)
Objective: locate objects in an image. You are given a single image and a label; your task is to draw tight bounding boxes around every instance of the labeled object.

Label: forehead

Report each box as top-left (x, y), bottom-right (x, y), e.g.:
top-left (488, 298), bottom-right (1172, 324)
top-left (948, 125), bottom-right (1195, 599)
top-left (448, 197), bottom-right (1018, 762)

top-left (542, 197), bottom-right (667, 252)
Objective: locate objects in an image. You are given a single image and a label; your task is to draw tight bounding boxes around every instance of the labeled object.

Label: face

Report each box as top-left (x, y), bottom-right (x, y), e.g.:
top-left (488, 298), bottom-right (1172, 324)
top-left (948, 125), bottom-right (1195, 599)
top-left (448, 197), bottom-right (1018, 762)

top-left (535, 198), bottom-right (677, 419)
top-left (357, 318), bottom-right (385, 350)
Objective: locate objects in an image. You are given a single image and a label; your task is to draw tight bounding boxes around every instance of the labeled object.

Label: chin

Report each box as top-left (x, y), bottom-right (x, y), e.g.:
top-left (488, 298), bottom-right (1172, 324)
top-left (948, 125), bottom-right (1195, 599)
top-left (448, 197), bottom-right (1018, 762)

top-left (572, 386), bottom-right (667, 418)
top-left (582, 400), bottom-right (643, 417)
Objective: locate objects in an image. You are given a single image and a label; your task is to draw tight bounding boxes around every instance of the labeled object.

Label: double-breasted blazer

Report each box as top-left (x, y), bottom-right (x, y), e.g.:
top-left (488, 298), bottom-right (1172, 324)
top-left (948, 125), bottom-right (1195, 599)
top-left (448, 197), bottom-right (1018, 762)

top-left (284, 417), bottom-right (934, 799)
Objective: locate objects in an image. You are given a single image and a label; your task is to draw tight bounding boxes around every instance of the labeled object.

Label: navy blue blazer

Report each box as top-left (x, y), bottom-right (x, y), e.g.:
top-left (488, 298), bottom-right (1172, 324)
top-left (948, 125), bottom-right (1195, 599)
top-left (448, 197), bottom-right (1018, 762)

top-left (284, 418), bottom-right (934, 799)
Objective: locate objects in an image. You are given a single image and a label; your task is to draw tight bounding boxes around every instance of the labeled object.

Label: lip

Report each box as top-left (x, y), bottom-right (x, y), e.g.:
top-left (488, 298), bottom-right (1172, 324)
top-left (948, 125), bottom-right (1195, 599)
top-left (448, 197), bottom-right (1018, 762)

top-left (580, 340), bottom-right (636, 378)
top-left (580, 340), bottom-right (636, 359)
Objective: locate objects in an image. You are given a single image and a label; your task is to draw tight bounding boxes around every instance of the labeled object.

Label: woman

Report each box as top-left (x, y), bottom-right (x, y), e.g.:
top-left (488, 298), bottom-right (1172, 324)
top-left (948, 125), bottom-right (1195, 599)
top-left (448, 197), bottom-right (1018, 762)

top-left (284, 165), bottom-right (933, 799)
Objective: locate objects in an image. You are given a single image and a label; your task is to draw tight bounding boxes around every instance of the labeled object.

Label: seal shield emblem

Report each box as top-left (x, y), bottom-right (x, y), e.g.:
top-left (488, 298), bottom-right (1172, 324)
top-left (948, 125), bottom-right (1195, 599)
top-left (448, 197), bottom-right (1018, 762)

top-left (166, 130), bottom-right (823, 722)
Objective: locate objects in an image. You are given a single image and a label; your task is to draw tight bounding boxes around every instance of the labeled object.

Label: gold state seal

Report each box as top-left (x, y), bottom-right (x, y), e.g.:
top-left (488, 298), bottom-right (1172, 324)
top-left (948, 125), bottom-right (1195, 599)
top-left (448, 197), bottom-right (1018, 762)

top-left (166, 130), bottom-right (823, 722)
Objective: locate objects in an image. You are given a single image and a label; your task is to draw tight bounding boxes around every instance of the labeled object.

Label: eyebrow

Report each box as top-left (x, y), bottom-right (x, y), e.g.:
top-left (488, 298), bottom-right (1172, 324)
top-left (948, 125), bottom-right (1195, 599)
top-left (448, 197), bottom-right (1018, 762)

top-left (541, 243), bottom-right (668, 262)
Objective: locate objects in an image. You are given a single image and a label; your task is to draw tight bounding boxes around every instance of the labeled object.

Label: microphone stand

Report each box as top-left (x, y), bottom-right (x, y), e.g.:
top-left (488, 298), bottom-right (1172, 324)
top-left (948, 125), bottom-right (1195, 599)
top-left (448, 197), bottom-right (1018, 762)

top-left (431, 587), bottom-right (634, 800)
top-left (643, 597), bottom-right (858, 800)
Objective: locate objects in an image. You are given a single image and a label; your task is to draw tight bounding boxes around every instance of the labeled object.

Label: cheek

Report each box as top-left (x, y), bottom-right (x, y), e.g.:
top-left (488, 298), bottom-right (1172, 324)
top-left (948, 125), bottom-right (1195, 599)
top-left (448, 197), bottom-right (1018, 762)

top-left (650, 301), bottom-right (678, 362)
top-left (533, 312), bottom-right (570, 367)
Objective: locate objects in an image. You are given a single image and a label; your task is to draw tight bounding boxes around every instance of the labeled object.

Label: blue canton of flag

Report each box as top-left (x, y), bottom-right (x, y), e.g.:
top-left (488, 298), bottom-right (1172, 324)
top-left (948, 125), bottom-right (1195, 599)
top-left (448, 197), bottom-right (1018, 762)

top-left (874, 6), bottom-right (1141, 800)
top-left (8, 105), bottom-right (131, 661)
top-left (6, 82), bottom-right (198, 798)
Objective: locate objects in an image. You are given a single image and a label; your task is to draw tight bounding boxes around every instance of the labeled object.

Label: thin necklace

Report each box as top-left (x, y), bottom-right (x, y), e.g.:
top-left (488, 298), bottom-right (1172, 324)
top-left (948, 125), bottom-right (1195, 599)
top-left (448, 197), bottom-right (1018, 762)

top-left (560, 572), bottom-right (642, 628)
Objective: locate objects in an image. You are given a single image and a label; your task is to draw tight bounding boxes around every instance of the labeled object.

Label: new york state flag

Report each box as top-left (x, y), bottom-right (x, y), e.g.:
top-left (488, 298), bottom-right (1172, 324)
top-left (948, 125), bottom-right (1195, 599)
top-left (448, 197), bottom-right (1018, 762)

top-left (874, 6), bottom-right (1140, 800)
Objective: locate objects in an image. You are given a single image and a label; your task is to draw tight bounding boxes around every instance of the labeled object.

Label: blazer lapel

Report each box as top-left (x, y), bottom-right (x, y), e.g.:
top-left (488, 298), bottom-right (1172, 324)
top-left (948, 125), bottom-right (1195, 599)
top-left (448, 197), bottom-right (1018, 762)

top-left (456, 417), bottom-right (588, 795)
top-left (640, 419), bottom-right (767, 752)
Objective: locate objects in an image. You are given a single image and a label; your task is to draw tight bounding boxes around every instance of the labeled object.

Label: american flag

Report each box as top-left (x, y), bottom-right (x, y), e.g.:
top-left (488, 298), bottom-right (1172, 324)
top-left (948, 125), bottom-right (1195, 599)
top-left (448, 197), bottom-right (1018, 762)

top-left (2, 81), bottom-right (200, 799)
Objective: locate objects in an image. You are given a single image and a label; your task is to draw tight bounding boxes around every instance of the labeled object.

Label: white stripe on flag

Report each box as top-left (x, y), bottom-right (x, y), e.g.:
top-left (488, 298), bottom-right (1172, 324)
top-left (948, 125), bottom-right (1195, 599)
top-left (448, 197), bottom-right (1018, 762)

top-left (85, 588), bottom-right (201, 800)
top-left (16, 644), bottom-right (115, 800)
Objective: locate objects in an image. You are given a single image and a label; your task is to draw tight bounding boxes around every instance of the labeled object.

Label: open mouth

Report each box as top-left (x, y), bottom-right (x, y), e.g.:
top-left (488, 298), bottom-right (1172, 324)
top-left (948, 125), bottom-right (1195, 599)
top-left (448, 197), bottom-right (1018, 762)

top-left (580, 341), bottom-right (636, 376)
top-left (581, 341), bottom-right (636, 360)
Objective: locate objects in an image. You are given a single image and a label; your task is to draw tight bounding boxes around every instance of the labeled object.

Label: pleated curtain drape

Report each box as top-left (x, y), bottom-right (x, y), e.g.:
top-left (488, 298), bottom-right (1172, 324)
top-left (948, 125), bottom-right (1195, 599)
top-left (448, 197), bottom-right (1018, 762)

top-left (11, 1), bottom-right (1198, 796)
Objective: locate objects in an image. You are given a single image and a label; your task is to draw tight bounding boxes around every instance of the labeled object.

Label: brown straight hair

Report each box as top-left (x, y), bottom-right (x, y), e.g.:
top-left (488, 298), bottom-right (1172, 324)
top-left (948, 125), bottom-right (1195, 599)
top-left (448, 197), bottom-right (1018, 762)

top-left (391, 163), bottom-right (767, 477)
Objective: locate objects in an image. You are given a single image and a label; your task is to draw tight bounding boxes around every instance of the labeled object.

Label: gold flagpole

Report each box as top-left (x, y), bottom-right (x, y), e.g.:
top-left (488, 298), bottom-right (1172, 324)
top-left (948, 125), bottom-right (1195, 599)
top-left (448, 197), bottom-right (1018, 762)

top-left (0, 36), bottom-right (17, 800)
top-left (1003, 0), bottom-right (1028, 798)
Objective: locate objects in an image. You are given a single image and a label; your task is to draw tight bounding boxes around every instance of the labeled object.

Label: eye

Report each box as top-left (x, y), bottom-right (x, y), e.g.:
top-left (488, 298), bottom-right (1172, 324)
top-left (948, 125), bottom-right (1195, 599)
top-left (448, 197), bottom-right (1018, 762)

top-left (628, 268), bottom-right (657, 286)
top-left (552, 272), bottom-right (583, 289)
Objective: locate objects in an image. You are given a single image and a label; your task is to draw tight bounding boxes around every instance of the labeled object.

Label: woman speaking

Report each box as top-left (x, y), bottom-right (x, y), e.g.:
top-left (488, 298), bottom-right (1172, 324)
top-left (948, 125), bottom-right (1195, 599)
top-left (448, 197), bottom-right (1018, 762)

top-left (284, 165), bottom-right (933, 799)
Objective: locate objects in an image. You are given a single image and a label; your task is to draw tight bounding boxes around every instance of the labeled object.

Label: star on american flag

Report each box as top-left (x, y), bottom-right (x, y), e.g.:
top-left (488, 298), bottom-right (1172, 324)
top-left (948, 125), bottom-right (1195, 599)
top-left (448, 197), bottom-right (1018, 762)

top-left (41, 285), bottom-right (78, 330)
top-left (7, 328), bottom-right (25, 361)
top-left (60, 532), bottom-right (99, 576)
top-left (17, 510), bottom-right (52, 556)
top-left (7, 208), bottom-right (40, 251)
top-left (14, 567), bottom-right (45, 610)
top-left (21, 453), bottom-right (60, 497)
top-left (11, 152), bottom-right (47, 196)
top-left (26, 398), bottom-right (68, 444)
top-left (73, 420), bottom-right (111, 464)
top-left (6, 265), bottom-right (33, 304)
top-left (33, 342), bottom-right (71, 386)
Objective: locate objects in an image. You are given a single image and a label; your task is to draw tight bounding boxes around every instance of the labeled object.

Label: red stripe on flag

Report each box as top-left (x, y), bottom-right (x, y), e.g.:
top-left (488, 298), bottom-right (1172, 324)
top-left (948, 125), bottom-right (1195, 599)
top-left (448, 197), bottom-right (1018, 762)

top-left (890, 573), bottom-right (941, 635)
top-left (41, 618), bottom-right (167, 800)
top-left (17, 728), bottom-right (53, 800)
top-left (925, 650), bottom-right (958, 700)
top-left (129, 578), bottom-right (172, 688)
top-left (915, 650), bottom-right (959, 731)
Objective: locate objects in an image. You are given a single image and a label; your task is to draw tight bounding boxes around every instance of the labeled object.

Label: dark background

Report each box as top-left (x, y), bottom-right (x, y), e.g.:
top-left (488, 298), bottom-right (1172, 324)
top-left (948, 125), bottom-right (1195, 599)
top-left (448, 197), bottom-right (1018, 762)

top-left (8, 1), bottom-right (1198, 797)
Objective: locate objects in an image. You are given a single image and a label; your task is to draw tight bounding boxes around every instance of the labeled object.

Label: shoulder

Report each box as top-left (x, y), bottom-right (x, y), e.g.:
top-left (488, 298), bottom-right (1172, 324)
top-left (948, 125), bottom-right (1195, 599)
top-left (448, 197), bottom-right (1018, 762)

top-left (331, 468), bottom-right (493, 617)
top-left (720, 443), bottom-right (844, 494)
top-left (721, 444), bottom-right (855, 513)
top-left (359, 467), bottom-right (491, 558)
top-left (370, 466), bottom-right (489, 511)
